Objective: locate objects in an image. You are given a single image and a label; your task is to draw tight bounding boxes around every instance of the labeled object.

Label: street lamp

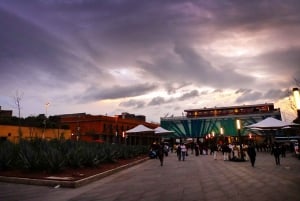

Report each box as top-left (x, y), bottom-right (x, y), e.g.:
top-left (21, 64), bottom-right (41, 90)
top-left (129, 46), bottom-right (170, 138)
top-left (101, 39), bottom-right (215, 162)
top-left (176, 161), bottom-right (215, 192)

top-left (236, 119), bottom-right (244, 161)
top-left (292, 88), bottom-right (300, 122)
top-left (219, 127), bottom-right (224, 144)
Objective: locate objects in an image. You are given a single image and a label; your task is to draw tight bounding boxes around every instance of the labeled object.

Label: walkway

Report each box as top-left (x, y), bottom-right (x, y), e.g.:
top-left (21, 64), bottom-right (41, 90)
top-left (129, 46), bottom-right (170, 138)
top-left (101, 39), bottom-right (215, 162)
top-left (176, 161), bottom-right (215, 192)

top-left (1, 151), bottom-right (300, 201)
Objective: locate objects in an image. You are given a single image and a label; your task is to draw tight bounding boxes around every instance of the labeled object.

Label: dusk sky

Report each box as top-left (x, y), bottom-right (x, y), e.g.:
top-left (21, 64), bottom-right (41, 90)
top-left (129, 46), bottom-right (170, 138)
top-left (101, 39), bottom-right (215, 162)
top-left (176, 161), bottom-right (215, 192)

top-left (1, 0), bottom-right (300, 123)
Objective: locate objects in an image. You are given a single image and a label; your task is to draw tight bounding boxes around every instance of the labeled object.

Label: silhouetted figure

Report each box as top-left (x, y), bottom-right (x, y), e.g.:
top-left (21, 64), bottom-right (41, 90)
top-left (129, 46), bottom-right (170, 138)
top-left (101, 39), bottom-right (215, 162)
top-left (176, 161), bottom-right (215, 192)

top-left (211, 143), bottom-right (218, 160)
top-left (158, 143), bottom-right (164, 166)
top-left (190, 141), bottom-right (195, 154)
top-left (176, 144), bottom-right (181, 161)
top-left (195, 143), bottom-right (200, 156)
top-left (247, 144), bottom-right (256, 167)
top-left (271, 143), bottom-right (281, 165)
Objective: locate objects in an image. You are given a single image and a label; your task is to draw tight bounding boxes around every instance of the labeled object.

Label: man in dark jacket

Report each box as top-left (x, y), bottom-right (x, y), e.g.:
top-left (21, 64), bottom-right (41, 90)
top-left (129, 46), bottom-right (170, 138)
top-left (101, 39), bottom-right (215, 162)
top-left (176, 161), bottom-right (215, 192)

top-left (271, 143), bottom-right (281, 165)
top-left (247, 143), bottom-right (256, 167)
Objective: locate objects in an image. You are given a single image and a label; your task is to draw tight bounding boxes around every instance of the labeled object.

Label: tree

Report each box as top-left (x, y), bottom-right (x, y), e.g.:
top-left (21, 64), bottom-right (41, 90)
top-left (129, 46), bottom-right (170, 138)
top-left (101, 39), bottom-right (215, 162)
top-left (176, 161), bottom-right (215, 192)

top-left (13, 90), bottom-right (23, 138)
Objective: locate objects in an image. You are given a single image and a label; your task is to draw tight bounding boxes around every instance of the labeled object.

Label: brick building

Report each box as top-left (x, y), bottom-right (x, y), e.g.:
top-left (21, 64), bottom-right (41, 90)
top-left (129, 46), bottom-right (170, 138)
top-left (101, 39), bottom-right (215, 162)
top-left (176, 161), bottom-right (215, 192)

top-left (58, 112), bottom-right (159, 145)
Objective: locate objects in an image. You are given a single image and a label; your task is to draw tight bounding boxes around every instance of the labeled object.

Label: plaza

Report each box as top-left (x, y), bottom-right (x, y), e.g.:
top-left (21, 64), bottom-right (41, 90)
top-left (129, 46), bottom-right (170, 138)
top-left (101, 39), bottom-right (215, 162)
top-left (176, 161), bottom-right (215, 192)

top-left (1, 150), bottom-right (299, 201)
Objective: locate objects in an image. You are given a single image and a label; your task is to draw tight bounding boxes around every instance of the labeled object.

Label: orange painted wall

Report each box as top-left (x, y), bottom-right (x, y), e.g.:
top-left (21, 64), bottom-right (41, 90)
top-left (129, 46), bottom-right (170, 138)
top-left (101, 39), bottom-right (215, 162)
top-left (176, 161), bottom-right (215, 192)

top-left (0, 125), bottom-right (71, 143)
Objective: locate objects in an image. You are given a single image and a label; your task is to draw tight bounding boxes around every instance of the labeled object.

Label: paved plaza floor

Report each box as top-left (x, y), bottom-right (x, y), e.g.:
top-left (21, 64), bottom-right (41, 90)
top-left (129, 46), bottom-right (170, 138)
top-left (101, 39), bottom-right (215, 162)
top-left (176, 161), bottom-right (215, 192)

top-left (1, 150), bottom-right (300, 201)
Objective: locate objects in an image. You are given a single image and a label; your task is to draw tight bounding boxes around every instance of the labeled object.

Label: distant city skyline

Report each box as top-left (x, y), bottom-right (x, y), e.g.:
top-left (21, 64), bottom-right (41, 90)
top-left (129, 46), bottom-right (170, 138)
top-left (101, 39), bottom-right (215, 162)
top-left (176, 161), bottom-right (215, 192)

top-left (1, 1), bottom-right (299, 123)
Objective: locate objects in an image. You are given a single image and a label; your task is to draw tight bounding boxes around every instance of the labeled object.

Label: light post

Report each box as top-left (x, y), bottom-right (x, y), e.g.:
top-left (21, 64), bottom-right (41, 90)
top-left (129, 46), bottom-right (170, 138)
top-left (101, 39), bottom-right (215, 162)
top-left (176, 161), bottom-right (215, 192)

top-left (292, 88), bottom-right (300, 123)
top-left (122, 131), bottom-right (127, 144)
top-left (236, 119), bottom-right (244, 161)
top-left (219, 127), bottom-right (224, 144)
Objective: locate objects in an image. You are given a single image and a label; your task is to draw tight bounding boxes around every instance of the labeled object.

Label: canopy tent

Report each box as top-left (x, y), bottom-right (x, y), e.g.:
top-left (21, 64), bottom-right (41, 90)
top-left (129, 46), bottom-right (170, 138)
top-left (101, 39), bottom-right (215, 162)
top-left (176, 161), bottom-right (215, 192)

top-left (245, 117), bottom-right (300, 144)
top-left (245, 117), bottom-right (296, 129)
top-left (126, 124), bottom-right (154, 133)
top-left (125, 125), bottom-right (157, 146)
top-left (154, 126), bottom-right (174, 135)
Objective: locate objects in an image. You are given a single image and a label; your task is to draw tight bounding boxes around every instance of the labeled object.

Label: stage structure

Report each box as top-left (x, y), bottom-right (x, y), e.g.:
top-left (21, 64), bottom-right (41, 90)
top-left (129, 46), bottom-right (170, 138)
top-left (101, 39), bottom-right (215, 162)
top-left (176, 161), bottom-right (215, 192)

top-left (160, 103), bottom-right (281, 139)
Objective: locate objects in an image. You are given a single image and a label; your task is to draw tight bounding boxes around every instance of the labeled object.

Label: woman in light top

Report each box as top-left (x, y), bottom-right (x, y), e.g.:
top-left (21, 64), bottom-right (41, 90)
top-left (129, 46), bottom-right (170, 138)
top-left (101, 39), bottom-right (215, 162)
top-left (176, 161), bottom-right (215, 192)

top-left (180, 143), bottom-right (187, 161)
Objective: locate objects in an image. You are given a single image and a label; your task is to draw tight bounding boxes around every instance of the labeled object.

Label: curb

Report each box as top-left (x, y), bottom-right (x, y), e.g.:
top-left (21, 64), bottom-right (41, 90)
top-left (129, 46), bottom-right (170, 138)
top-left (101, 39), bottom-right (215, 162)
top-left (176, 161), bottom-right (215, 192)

top-left (0, 157), bottom-right (149, 188)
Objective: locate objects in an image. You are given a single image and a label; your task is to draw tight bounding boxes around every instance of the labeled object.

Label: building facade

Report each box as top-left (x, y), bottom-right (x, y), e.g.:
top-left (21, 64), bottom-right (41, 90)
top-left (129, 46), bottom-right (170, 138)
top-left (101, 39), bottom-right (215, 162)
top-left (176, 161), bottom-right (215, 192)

top-left (58, 112), bottom-right (159, 145)
top-left (0, 106), bottom-right (13, 118)
top-left (160, 103), bottom-right (281, 140)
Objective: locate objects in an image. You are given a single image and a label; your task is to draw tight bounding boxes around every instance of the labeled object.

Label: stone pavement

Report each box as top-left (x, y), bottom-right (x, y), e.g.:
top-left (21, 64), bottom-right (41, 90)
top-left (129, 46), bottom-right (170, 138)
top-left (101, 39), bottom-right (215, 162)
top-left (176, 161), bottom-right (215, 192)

top-left (1, 151), bottom-right (300, 201)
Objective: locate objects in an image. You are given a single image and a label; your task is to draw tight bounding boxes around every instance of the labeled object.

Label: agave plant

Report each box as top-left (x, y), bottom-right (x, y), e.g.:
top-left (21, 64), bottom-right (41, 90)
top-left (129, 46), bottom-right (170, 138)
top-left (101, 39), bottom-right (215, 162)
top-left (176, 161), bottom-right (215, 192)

top-left (65, 144), bottom-right (85, 168)
top-left (17, 140), bottom-right (42, 171)
top-left (2, 138), bottom-right (149, 173)
top-left (42, 144), bottom-right (66, 173)
top-left (0, 141), bottom-right (16, 170)
top-left (81, 142), bottom-right (100, 167)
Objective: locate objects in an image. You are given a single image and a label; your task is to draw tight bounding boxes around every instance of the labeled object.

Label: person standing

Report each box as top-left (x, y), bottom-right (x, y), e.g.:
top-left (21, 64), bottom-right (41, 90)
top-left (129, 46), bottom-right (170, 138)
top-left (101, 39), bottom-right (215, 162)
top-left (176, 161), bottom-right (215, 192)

top-left (195, 142), bottom-right (200, 156)
top-left (228, 143), bottom-right (233, 160)
top-left (232, 144), bottom-right (239, 160)
top-left (180, 143), bottom-right (187, 161)
top-left (211, 143), bottom-right (218, 160)
top-left (271, 143), bottom-right (281, 165)
top-left (222, 143), bottom-right (229, 161)
top-left (247, 143), bottom-right (256, 167)
top-left (176, 144), bottom-right (181, 161)
top-left (190, 141), bottom-right (195, 154)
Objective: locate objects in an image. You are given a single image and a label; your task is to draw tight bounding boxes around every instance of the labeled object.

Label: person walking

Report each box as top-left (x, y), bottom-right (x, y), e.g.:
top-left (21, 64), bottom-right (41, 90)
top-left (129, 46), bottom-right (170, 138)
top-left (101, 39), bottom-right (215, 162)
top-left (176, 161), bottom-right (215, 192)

top-left (247, 143), bottom-right (256, 167)
top-left (271, 142), bottom-right (281, 165)
top-left (157, 142), bottom-right (164, 166)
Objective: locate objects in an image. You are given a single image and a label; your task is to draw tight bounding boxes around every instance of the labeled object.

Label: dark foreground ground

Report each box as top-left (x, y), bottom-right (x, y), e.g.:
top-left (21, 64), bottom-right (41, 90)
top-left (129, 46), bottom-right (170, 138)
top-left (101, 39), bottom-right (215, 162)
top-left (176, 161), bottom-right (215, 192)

top-left (1, 151), bottom-right (300, 201)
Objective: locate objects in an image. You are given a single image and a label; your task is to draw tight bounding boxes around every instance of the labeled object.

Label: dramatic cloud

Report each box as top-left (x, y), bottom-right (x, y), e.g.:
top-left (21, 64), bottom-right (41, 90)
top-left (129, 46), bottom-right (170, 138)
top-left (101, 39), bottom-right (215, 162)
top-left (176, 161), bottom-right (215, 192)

top-left (1, 0), bottom-right (299, 122)
top-left (119, 99), bottom-right (145, 109)
top-left (77, 83), bottom-right (158, 103)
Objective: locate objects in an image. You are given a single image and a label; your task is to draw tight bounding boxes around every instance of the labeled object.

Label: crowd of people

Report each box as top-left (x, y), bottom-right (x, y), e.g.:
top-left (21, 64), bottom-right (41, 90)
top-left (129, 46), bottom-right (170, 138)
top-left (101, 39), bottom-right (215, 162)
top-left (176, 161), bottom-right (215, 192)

top-left (149, 140), bottom-right (296, 167)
